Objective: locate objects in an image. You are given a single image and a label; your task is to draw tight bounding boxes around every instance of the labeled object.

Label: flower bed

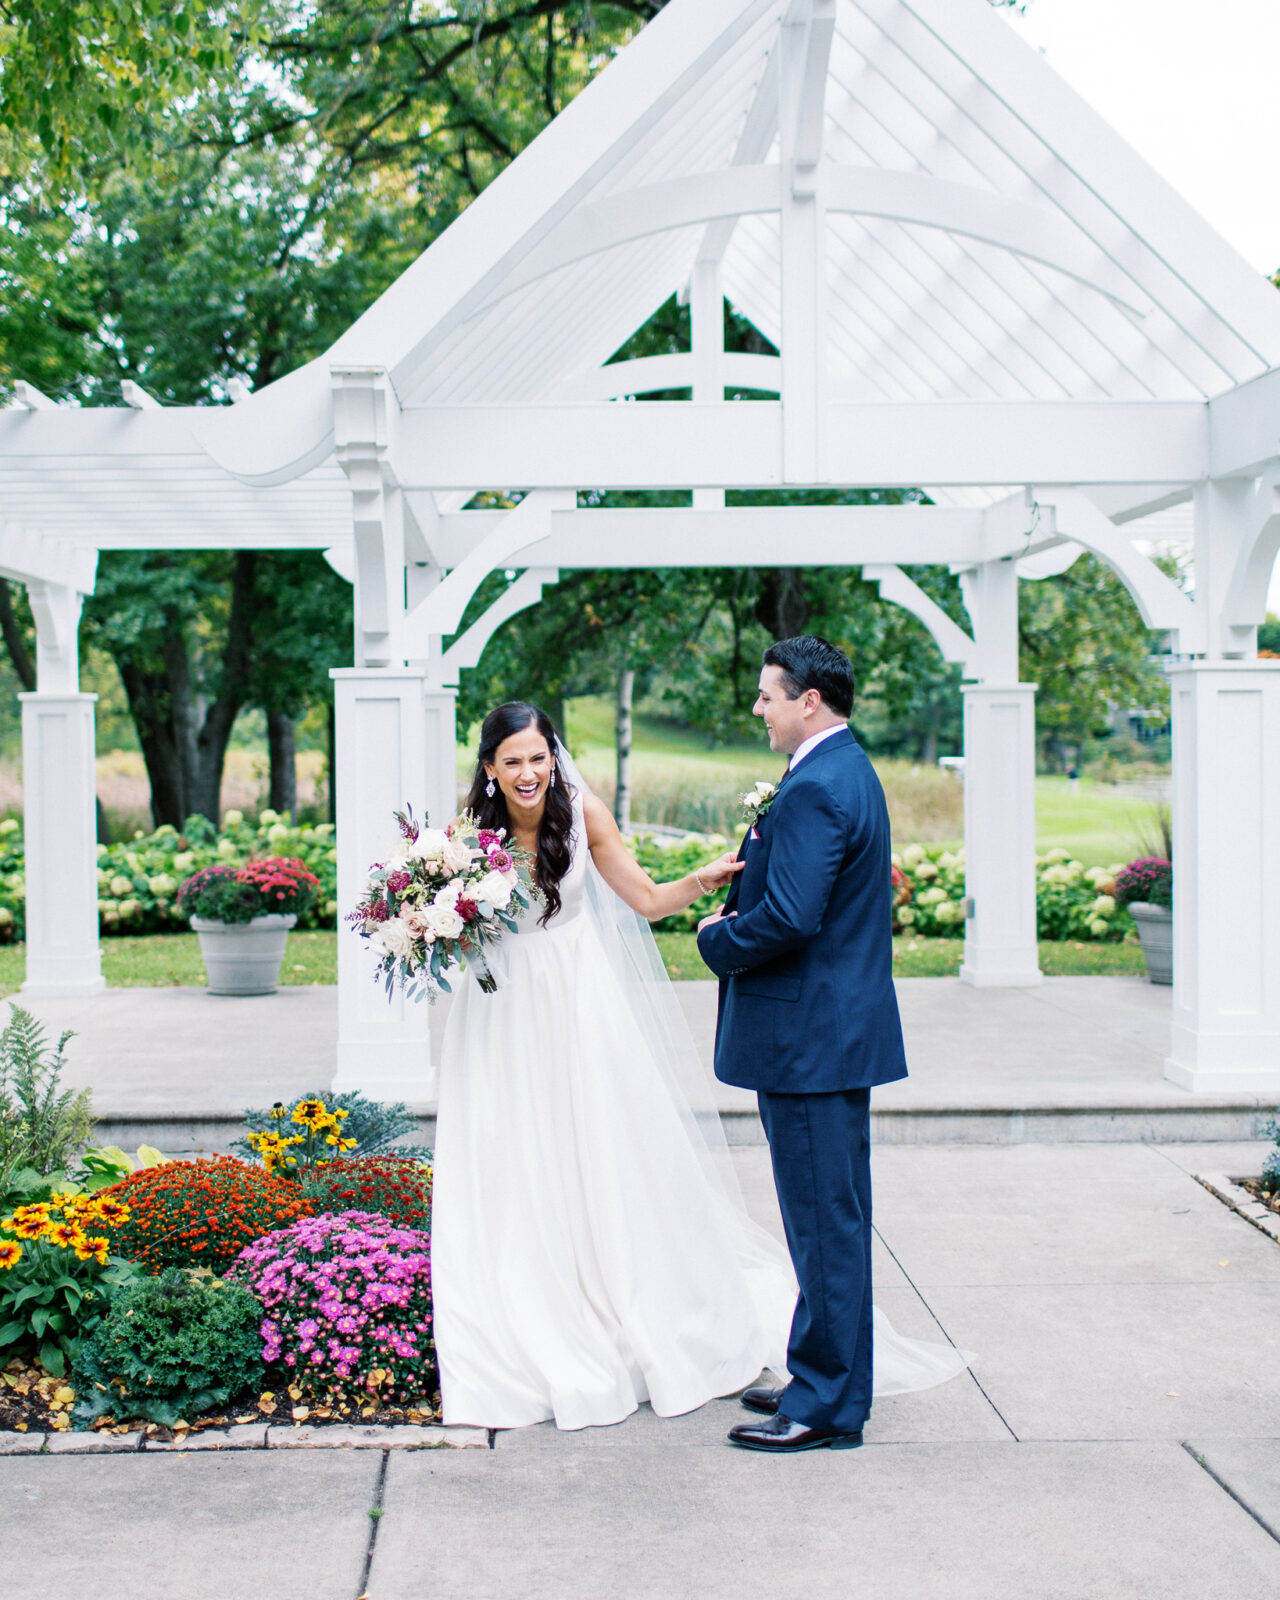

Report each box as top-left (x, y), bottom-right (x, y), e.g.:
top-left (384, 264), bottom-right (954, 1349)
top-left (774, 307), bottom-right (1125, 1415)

top-left (0, 810), bottom-right (338, 943)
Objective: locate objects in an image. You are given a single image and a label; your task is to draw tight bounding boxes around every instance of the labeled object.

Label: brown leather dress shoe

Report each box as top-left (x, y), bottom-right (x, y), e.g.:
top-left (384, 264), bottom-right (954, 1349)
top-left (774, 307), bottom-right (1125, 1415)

top-left (728, 1412), bottom-right (864, 1453)
top-left (740, 1385), bottom-right (785, 1415)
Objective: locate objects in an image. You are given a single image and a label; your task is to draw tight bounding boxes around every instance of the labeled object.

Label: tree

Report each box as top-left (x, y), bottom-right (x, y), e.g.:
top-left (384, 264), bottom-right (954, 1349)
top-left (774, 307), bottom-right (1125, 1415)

top-left (1019, 554), bottom-right (1172, 765)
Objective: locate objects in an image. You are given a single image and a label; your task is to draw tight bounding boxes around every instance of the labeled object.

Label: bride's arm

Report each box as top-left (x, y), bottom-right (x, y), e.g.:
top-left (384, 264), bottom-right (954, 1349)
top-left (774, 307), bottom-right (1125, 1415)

top-left (582, 791), bottom-right (743, 922)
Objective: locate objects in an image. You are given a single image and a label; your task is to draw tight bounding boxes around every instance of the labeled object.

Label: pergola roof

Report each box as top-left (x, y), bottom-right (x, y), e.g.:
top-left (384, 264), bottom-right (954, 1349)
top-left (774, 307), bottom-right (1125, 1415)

top-left (4, 0), bottom-right (1280, 564)
top-left (347, 0), bottom-right (1280, 409)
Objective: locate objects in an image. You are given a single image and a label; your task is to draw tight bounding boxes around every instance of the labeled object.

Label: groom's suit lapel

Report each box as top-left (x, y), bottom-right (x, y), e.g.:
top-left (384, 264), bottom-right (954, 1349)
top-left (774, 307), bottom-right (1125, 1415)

top-left (720, 730), bottom-right (853, 917)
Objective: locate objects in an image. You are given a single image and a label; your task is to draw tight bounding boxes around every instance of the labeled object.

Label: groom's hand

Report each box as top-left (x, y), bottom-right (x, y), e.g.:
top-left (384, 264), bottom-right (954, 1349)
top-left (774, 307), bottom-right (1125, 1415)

top-left (698, 909), bottom-right (736, 934)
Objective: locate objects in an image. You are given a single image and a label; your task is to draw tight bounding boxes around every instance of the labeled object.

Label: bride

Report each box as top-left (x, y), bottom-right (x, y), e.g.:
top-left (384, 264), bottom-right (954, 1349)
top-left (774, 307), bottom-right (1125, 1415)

top-left (430, 701), bottom-right (968, 1432)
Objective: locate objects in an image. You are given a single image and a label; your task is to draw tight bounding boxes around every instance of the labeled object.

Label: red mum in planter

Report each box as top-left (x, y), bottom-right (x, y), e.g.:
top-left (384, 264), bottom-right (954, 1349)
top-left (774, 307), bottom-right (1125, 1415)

top-left (105, 1157), bottom-right (313, 1273)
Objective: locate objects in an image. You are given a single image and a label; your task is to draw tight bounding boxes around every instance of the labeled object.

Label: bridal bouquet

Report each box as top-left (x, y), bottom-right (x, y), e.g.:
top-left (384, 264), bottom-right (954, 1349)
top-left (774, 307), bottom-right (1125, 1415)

top-left (349, 808), bottom-right (539, 1003)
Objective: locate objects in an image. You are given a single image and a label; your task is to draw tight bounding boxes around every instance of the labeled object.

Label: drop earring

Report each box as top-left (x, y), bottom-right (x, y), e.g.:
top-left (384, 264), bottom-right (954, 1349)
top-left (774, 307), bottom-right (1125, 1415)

top-left (485, 776), bottom-right (496, 798)
top-left (550, 766), bottom-right (557, 788)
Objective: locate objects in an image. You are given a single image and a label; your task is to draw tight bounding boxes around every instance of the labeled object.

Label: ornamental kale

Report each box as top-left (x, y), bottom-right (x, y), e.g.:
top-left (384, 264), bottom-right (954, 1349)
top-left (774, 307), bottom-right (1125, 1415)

top-left (229, 1211), bottom-right (437, 1410)
top-left (71, 1268), bottom-right (265, 1429)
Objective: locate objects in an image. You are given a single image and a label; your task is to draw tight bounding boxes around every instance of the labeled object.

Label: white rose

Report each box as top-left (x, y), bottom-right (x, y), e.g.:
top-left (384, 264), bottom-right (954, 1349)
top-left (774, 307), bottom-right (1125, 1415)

top-left (424, 903), bottom-right (465, 940)
top-left (474, 870), bottom-right (513, 909)
top-left (371, 918), bottom-right (416, 961)
top-left (442, 836), bottom-right (474, 875)
top-left (410, 829), bottom-right (450, 861)
top-left (433, 880), bottom-right (462, 909)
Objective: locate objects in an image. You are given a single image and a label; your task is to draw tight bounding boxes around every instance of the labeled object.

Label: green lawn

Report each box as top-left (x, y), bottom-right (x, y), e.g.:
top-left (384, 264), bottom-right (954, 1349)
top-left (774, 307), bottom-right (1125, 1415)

top-left (0, 931), bottom-right (339, 998)
top-left (0, 928), bottom-right (1144, 996)
top-left (657, 932), bottom-right (1146, 980)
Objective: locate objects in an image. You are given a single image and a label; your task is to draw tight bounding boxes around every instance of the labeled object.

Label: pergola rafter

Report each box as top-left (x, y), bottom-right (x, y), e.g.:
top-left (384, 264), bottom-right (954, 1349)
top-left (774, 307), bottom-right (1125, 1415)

top-left (2, 0), bottom-right (1278, 1098)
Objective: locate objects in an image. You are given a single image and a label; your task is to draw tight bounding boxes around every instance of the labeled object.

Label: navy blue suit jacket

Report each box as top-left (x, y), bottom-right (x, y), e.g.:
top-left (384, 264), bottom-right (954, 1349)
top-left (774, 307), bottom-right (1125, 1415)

top-left (696, 727), bottom-right (908, 1094)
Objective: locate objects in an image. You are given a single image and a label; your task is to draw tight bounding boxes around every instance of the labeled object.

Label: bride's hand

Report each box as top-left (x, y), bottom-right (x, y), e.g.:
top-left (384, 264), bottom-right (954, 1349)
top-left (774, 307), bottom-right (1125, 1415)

top-left (694, 852), bottom-right (745, 893)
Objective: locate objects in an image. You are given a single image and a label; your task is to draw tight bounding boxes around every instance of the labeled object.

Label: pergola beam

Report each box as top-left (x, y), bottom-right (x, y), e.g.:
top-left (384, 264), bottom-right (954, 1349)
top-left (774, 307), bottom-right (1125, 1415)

top-left (390, 399), bottom-right (1208, 488)
top-left (486, 164), bottom-right (1150, 315)
top-left (423, 504), bottom-right (988, 570)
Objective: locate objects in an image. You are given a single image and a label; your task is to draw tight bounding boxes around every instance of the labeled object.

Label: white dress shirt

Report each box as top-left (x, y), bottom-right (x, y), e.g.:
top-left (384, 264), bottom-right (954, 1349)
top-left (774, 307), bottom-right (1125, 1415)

top-left (788, 722), bottom-right (847, 771)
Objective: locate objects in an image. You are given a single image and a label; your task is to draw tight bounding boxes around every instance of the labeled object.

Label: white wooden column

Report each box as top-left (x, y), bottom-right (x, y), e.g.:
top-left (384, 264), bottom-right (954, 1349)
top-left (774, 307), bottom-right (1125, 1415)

top-left (958, 558), bottom-right (1042, 987)
top-left (20, 581), bottom-right (104, 997)
top-left (690, 259), bottom-right (726, 512)
top-left (778, 0), bottom-right (833, 485)
top-left (331, 669), bottom-right (437, 1102)
top-left (1163, 667), bottom-right (1280, 1088)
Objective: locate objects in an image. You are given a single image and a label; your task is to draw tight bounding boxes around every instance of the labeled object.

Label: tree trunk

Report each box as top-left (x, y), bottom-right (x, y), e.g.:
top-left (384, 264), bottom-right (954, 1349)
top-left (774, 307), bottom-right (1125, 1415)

top-left (188, 552), bottom-right (257, 821)
top-left (116, 656), bottom-right (196, 827)
top-left (0, 579), bottom-right (35, 692)
top-left (326, 696), bottom-right (337, 825)
top-left (614, 665), bottom-right (634, 831)
top-left (921, 719), bottom-right (939, 766)
top-left (267, 708), bottom-right (297, 819)
top-left (113, 554), bottom-right (257, 827)
top-left (754, 568), bottom-right (810, 640)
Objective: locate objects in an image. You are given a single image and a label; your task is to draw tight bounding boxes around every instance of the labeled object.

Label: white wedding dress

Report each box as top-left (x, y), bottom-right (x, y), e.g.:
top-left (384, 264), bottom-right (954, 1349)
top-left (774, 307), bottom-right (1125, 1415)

top-left (430, 781), bottom-right (970, 1431)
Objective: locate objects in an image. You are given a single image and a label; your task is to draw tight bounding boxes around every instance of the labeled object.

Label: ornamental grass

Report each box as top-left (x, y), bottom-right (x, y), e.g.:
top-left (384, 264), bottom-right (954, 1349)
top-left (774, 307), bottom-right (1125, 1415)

top-left (104, 1156), bottom-right (313, 1274)
top-left (229, 1210), bottom-right (436, 1411)
top-left (300, 1155), bottom-right (432, 1231)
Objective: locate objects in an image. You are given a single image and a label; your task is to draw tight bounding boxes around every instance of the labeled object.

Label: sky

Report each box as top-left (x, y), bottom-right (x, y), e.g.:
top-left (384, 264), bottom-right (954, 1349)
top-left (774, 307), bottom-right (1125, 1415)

top-left (1005, 0), bottom-right (1280, 275)
top-left (1004, 0), bottom-right (1280, 613)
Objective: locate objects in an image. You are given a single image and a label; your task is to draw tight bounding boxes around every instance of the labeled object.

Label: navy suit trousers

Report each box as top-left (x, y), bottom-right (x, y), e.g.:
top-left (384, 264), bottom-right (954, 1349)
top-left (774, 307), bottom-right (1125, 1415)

top-left (757, 1087), bottom-right (873, 1433)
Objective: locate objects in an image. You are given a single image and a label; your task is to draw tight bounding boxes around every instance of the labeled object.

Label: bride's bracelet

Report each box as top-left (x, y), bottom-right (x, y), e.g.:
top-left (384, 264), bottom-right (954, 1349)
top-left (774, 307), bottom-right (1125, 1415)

top-left (694, 869), bottom-right (712, 897)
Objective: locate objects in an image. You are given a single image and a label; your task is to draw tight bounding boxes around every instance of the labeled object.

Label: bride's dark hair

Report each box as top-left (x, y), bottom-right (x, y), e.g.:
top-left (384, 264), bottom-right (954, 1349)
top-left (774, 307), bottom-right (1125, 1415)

top-left (464, 702), bottom-right (574, 926)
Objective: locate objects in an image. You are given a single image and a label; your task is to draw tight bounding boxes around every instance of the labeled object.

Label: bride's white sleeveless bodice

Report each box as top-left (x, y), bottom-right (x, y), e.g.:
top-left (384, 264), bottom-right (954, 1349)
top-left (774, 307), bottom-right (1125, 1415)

top-left (430, 789), bottom-right (967, 1430)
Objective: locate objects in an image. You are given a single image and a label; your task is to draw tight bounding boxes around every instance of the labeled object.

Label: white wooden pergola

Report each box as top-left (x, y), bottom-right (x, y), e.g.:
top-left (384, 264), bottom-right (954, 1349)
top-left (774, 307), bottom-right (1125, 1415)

top-left (2, 0), bottom-right (1278, 1100)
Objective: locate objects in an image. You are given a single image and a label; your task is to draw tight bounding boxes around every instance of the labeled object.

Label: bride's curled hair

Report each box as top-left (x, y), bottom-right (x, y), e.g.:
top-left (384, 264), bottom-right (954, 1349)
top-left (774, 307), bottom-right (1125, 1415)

top-left (464, 702), bottom-right (574, 926)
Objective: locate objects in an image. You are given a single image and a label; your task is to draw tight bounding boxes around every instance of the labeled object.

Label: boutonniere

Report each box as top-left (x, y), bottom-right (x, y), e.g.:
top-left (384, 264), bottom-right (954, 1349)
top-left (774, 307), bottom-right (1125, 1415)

top-left (740, 779), bottom-right (780, 826)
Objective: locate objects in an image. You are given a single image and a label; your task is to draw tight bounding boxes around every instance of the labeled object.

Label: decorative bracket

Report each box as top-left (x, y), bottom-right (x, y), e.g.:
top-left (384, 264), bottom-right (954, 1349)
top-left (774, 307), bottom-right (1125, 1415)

top-left (864, 563), bottom-right (976, 676)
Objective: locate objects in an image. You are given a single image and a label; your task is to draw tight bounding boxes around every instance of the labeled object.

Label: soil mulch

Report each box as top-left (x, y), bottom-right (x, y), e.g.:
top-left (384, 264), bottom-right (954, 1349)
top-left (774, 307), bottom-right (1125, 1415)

top-left (2, 1356), bottom-right (441, 1441)
top-left (1238, 1177), bottom-right (1280, 1215)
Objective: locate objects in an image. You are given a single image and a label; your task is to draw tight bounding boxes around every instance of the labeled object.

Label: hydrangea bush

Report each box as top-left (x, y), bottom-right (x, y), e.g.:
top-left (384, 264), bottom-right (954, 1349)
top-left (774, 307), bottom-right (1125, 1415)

top-left (892, 845), bottom-right (1133, 942)
top-left (630, 833), bottom-right (731, 934)
top-left (230, 1211), bottom-right (437, 1409)
top-left (73, 810), bottom-right (335, 939)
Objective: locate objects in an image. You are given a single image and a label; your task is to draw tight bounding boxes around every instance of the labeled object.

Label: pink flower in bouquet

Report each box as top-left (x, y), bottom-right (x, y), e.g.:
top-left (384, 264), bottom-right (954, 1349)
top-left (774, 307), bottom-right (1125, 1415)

top-left (477, 829), bottom-right (502, 849)
top-left (455, 897), bottom-right (480, 923)
top-left (386, 871), bottom-right (411, 895)
top-left (364, 900), bottom-right (390, 926)
top-left (487, 848), bottom-right (514, 873)
top-left (401, 907), bottom-right (438, 944)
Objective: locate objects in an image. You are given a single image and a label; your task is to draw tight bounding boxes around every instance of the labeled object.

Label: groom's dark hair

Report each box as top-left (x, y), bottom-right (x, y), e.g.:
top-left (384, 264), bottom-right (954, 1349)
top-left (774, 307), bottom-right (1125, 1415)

top-left (762, 636), bottom-right (855, 719)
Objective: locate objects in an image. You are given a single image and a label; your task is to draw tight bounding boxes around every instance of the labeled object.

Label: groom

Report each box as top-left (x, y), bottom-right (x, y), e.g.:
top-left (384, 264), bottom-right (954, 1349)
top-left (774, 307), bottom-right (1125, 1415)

top-left (697, 636), bottom-right (907, 1453)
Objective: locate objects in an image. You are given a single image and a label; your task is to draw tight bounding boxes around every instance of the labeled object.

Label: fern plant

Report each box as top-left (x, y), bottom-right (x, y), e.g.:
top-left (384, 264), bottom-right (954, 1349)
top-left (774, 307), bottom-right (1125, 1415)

top-left (0, 1007), bottom-right (92, 1193)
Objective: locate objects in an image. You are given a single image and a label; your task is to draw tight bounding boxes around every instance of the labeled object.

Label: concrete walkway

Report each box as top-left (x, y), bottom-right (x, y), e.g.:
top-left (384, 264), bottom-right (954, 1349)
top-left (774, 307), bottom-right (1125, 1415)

top-left (4, 1140), bottom-right (1279, 1598)
top-left (17, 976), bottom-right (1275, 1149)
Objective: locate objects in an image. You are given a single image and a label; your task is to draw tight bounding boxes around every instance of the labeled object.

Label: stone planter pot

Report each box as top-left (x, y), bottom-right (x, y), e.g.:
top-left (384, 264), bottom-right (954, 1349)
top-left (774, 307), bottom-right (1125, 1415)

top-left (191, 914), bottom-right (297, 996)
top-left (1127, 901), bottom-right (1172, 986)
